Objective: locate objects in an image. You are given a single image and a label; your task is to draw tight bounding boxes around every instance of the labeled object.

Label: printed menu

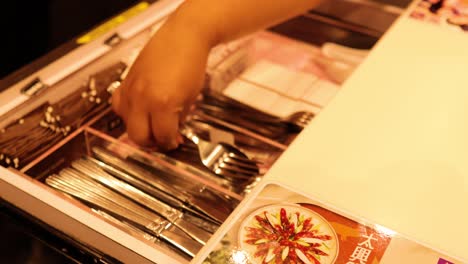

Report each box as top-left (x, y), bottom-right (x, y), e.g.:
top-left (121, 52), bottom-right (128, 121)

top-left (410, 0), bottom-right (468, 32)
top-left (198, 183), bottom-right (461, 264)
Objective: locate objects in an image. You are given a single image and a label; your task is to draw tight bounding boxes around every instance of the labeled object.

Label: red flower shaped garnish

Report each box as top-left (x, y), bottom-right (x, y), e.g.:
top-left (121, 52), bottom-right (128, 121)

top-left (243, 207), bottom-right (333, 264)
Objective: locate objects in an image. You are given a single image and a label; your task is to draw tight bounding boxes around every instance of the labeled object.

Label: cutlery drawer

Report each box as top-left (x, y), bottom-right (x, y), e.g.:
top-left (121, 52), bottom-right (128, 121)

top-left (0, 0), bottom-right (405, 262)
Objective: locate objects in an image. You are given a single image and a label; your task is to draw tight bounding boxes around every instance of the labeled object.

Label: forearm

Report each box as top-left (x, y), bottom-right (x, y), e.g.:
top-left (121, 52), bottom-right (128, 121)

top-left (165, 0), bottom-right (321, 47)
top-left (115, 0), bottom-right (321, 149)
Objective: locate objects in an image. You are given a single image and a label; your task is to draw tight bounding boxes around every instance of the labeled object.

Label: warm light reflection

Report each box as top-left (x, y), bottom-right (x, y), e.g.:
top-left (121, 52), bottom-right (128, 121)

top-left (374, 224), bottom-right (396, 237)
top-left (229, 250), bottom-right (249, 264)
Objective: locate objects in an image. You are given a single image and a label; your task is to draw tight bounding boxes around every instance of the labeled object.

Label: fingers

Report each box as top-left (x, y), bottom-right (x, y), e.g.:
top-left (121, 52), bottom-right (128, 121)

top-left (112, 79), bottom-right (184, 150)
top-left (111, 84), bottom-right (123, 115)
top-left (150, 107), bottom-right (181, 151)
top-left (126, 104), bottom-right (154, 147)
top-left (113, 79), bottom-right (154, 147)
top-left (112, 80), bottom-right (129, 122)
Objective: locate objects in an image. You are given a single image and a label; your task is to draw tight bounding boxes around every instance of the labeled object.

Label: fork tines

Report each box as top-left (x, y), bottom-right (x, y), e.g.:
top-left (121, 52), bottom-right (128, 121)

top-left (180, 127), bottom-right (260, 182)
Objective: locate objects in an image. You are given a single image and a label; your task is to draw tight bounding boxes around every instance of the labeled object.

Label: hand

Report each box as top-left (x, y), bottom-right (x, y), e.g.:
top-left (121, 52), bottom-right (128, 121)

top-left (112, 0), bottom-right (320, 150)
top-left (112, 20), bottom-right (212, 150)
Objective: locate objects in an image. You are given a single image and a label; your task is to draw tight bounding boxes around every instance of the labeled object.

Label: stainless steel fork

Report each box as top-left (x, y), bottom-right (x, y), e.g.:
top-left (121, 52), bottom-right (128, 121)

top-left (283, 110), bottom-right (315, 131)
top-left (180, 126), bottom-right (260, 179)
top-left (199, 90), bottom-right (315, 133)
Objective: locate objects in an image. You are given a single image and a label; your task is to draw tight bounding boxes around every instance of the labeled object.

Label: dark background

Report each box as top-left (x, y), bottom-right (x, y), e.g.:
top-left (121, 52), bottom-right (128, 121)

top-left (0, 1), bottom-right (139, 263)
top-left (0, 0), bottom-right (140, 79)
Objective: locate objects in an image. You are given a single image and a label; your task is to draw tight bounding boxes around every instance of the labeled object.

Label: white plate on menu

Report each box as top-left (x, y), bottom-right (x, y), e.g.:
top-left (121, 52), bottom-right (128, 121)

top-left (238, 203), bottom-right (339, 264)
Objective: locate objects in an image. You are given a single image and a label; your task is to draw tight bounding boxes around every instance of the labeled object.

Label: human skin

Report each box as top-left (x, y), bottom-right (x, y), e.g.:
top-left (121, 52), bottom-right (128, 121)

top-left (112, 0), bottom-right (322, 150)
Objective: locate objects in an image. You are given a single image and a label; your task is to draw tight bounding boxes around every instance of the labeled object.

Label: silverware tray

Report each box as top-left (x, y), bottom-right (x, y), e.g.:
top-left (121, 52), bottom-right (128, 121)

top-left (0, 0), bottom-right (408, 262)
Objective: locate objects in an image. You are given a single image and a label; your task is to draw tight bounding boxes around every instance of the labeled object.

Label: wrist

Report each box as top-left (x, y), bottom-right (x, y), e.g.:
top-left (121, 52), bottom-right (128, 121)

top-left (164, 1), bottom-right (223, 49)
